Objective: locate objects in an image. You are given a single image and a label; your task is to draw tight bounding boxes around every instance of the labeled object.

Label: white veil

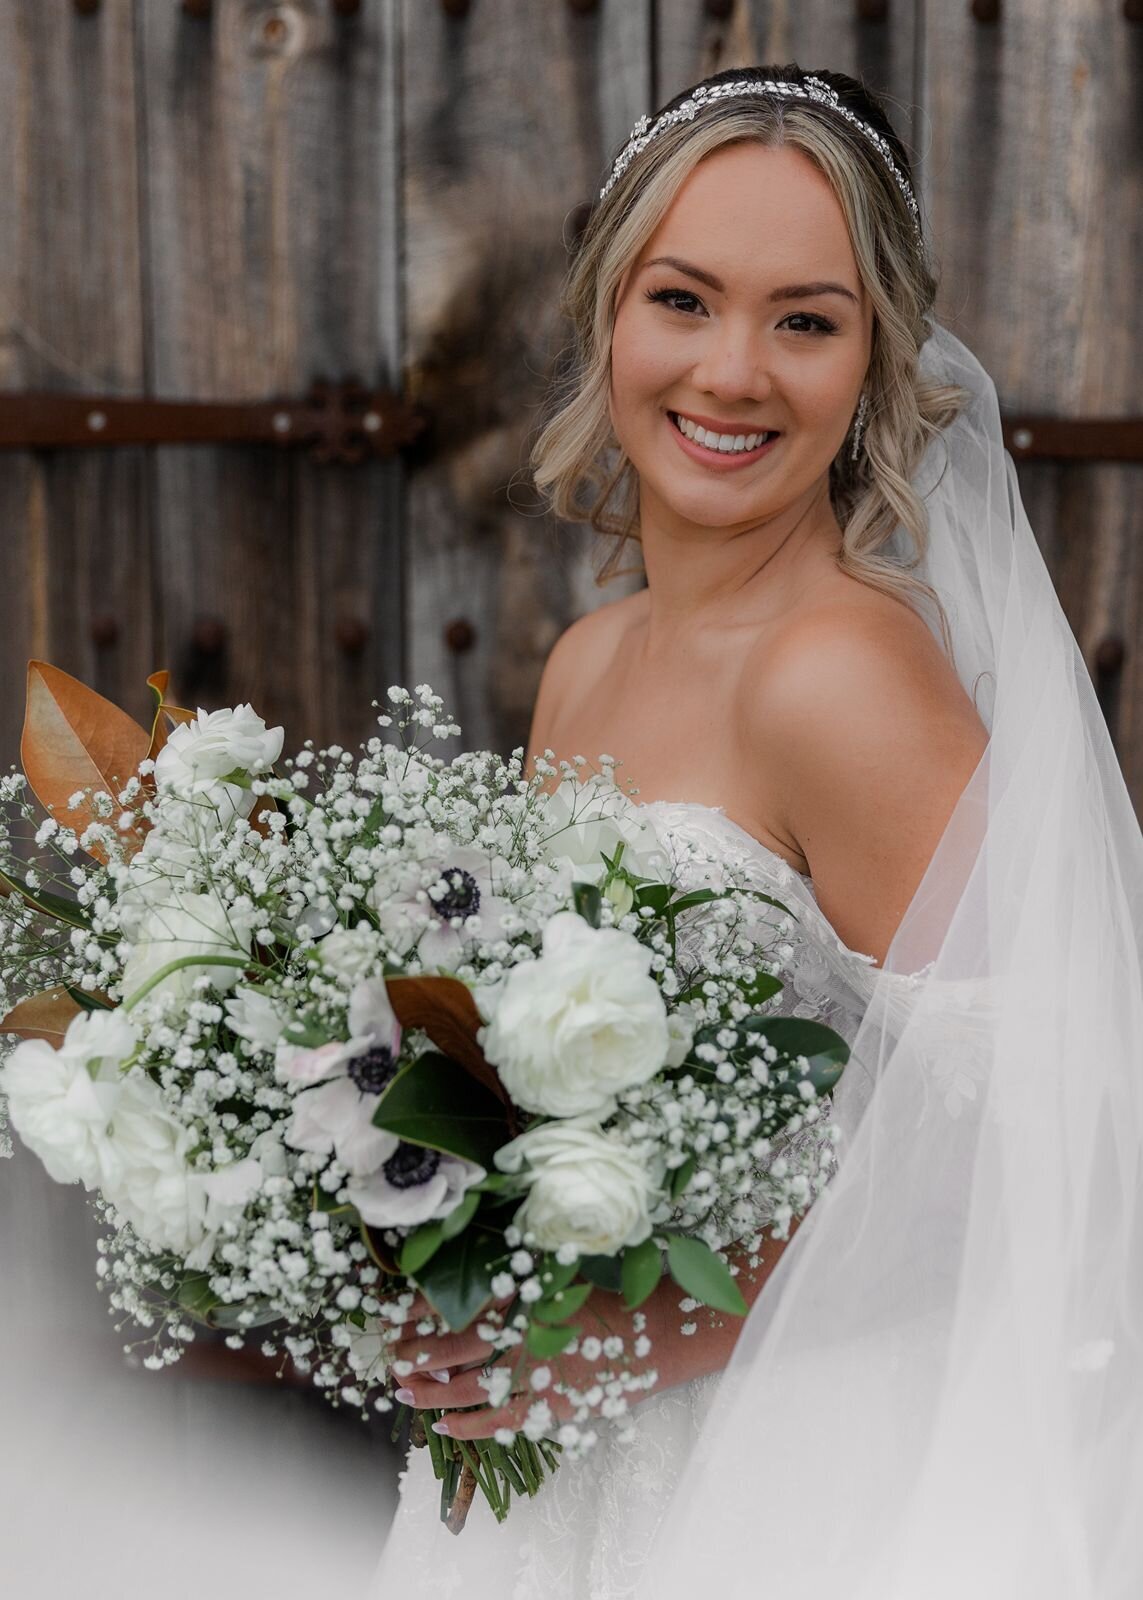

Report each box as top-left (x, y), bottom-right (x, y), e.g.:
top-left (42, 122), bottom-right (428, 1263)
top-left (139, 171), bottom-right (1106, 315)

top-left (636, 322), bottom-right (1143, 1599)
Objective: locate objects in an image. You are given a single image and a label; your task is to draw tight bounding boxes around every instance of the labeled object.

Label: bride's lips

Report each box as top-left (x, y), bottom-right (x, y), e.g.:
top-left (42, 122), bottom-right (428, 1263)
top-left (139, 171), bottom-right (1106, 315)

top-left (665, 410), bottom-right (781, 471)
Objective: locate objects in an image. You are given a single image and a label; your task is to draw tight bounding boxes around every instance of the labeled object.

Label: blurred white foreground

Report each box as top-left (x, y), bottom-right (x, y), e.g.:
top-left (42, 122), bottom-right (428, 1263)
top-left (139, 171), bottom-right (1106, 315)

top-left (1, 1148), bottom-right (397, 1600)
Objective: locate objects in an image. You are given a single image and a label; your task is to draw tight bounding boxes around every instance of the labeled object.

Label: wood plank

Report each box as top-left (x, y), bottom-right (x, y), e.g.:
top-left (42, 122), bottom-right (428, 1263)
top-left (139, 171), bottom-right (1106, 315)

top-left (924, 0), bottom-right (1143, 808)
top-left (0, 0), bottom-right (153, 761)
top-left (136, 0), bottom-right (404, 758)
top-left (401, 0), bottom-right (652, 759)
top-left (655, 0), bottom-right (920, 159)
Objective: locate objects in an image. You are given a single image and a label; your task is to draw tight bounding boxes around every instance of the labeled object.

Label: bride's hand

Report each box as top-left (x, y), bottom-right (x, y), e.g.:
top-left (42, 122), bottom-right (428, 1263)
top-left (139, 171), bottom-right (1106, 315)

top-left (388, 1260), bottom-right (769, 1442)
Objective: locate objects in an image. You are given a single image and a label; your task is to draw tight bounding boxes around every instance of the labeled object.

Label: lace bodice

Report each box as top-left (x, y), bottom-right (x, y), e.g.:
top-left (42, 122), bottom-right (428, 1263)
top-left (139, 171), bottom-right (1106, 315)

top-left (370, 801), bottom-right (892, 1600)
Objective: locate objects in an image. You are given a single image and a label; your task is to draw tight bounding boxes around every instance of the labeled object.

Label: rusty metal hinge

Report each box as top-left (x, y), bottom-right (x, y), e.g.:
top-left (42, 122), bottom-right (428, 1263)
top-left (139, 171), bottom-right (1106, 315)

top-left (1002, 417), bottom-right (1143, 463)
top-left (0, 379), bottom-right (427, 465)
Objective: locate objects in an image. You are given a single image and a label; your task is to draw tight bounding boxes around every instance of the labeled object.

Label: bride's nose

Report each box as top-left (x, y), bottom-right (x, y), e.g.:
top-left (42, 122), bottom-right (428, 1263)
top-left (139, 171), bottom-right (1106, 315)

top-left (690, 326), bottom-right (774, 407)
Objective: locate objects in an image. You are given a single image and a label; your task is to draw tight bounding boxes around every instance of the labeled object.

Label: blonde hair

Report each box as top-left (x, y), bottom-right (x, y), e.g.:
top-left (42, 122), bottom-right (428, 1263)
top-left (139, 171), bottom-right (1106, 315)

top-left (529, 66), bottom-right (967, 649)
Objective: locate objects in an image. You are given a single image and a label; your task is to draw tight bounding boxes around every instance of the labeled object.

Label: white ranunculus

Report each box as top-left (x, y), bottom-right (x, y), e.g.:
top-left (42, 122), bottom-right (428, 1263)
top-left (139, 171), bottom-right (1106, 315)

top-left (224, 987), bottom-right (291, 1052)
top-left (153, 703), bottom-right (284, 827)
top-left (495, 1119), bottom-right (658, 1256)
top-left (479, 910), bottom-right (669, 1118)
top-left (0, 1009), bottom-right (138, 1185)
top-left (536, 773), bottom-right (663, 889)
top-left (119, 888), bottom-right (253, 1006)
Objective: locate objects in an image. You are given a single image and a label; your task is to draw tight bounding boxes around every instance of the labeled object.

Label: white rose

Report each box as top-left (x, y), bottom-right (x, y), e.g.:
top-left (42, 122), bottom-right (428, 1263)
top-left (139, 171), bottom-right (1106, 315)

top-left (537, 774), bottom-right (662, 888)
top-left (495, 1119), bottom-right (658, 1256)
top-left (154, 704), bottom-right (284, 825)
top-left (480, 911), bottom-right (669, 1117)
top-left (119, 888), bottom-right (253, 1005)
top-left (0, 1009), bottom-right (138, 1185)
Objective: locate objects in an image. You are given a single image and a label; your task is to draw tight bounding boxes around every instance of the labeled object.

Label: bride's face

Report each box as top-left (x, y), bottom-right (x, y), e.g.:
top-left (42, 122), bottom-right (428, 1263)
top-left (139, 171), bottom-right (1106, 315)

top-left (609, 142), bottom-right (874, 533)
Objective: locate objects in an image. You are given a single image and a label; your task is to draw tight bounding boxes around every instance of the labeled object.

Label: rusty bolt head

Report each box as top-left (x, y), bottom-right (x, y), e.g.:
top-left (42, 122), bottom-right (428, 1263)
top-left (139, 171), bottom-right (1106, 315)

top-left (182, 0), bottom-right (212, 16)
top-left (566, 0), bottom-right (600, 13)
top-left (704, 0), bottom-right (735, 18)
top-left (970, 0), bottom-right (1001, 21)
top-left (1095, 637), bottom-right (1126, 676)
top-left (73, 0), bottom-right (101, 14)
top-left (1125, 0), bottom-right (1143, 21)
top-left (90, 614), bottom-right (119, 649)
top-left (856, 0), bottom-right (889, 20)
top-left (335, 617), bottom-right (370, 656)
top-left (331, 0), bottom-right (362, 13)
top-left (191, 617), bottom-right (228, 656)
top-left (441, 0), bottom-right (470, 17)
top-left (444, 618), bottom-right (477, 654)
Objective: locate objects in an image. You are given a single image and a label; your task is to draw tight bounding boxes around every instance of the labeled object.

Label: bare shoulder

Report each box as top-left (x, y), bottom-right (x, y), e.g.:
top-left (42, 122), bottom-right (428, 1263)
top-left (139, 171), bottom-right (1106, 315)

top-left (741, 585), bottom-right (988, 963)
top-left (526, 590), bottom-right (645, 762)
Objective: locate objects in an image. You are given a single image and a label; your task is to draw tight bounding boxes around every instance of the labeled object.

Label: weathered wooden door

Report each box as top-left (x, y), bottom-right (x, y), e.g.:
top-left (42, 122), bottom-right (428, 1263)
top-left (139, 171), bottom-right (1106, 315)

top-left (2, 1), bottom-right (1139, 808)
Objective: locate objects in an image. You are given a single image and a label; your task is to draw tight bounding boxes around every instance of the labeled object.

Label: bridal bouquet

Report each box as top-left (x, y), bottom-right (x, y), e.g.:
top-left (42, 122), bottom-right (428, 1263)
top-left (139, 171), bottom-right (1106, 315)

top-left (0, 663), bottom-right (848, 1529)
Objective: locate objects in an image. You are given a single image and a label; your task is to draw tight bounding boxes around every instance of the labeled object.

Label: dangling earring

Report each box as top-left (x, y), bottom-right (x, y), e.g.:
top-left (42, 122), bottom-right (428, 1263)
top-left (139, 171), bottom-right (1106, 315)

top-left (850, 392), bottom-right (870, 463)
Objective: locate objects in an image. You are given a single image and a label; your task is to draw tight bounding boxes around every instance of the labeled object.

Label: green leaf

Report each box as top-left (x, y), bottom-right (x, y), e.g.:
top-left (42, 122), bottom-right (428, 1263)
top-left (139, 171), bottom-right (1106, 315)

top-left (572, 882), bottom-right (602, 928)
top-left (311, 1183), bottom-right (355, 1217)
top-left (578, 1253), bottom-right (623, 1292)
top-left (740, 1016), bottom-right (849, 1092)
top-left (634, 882), bottom-right (673, 915)
top-left (0, 864), bottom-right (91, 931)
top-left (532, 1281), bottom-right (593, 1324)
top-left (525, 1321), bottom-right (581, 1358)
top-left (176, 1272), bottom-right (221, 1322)
top-left (668, 1155), bottom-right (697, 1200)
top-left (667, 887), bottom-right (724, 914)
top-left (665, 1235), bottom-right (747, 1316)
top-left (536, 1253), bottom-right (580, 1297)
top-left (415, 1227), bottom-right (505, 1332)
top-left (64, 984), bottom-right (113, 1012)
top-left (398, 1219), bottom-right (447, 1276)
top-left (621, 1237), bottom-right (663, 1309)
top-left (440, 1187), bottom-right (480, 1241)
top-left (739, 971), bottom-right (783, 1008)
top-left (469, 1172), bottom-right (521, 1195)
top-left (372, 1051), bottom-right (508, 1167)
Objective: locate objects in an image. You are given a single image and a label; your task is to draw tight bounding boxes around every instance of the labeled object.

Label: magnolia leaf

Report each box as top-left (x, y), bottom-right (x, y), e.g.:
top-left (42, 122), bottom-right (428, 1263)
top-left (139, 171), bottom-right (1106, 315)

top-left (739, 1016), bottom-right (850, 1093)
top-left (385, 975), bottom-right (508, 1105)
top-left (572, 882), bottom-right (602, 928)
top-left (398, 1219), bottom-right (447, 1277)
top-left (360, 1224), bottom-right (398, 1274)
top-left (145, 668), bottom-right (195, 765)
top-left (439, 1187), bottom-right (481, 1241)
top-left (22, 661), bottom-right (151, 863)
top-left (0, 985), bottom-right (83, 1043)
top-left (0, 863), bottom-right (91, 930)
top-left (577, 1253), bottom-right (623, 1292)
top-left (63, 985), bottom-right (113, 1012)
top-left (415, 1228), bottom-right (504, 1332)
top-left (665, 1234), bottom-right (747, 1317)
top-left (372, 1051), bottom-right (507, 1167)
top-left (621, 1237), bottom-right (664, 1309)
top-left (525, 1321), bottom-right (581, 1358)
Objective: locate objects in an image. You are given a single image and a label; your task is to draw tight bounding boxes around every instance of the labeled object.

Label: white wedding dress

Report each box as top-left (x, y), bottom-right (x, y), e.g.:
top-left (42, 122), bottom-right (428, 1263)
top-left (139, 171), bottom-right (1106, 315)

top-left (371, 797), bottom-right (895, 1600)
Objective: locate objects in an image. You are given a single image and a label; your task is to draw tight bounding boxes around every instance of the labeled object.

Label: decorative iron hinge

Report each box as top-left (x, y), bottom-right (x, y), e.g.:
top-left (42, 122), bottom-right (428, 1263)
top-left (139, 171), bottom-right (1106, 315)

top-left (1001, 417), bottom-right (1143, 462)
top-left (0, 379), bottom-right (427, 465)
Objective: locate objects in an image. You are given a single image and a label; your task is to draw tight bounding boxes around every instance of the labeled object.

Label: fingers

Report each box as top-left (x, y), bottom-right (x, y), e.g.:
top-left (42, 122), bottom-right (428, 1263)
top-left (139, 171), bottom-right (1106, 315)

top-left (396, 1365), bottom-right (512, 1410)
top-left (390, 1324), bottom-right (493, 1374)
top-left (431, 1389), bottom-right (570, 1442)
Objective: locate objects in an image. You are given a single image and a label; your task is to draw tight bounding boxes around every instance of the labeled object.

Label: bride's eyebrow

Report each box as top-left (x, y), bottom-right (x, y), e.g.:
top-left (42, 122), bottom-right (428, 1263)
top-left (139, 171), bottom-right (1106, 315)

top-left (640, 255), bottom-right (859, 306)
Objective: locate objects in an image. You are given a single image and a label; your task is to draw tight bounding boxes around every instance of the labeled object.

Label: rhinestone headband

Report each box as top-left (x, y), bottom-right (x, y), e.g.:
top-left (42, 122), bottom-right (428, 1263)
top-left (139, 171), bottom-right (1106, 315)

top-left (599, 75), bottom-right (922, 241)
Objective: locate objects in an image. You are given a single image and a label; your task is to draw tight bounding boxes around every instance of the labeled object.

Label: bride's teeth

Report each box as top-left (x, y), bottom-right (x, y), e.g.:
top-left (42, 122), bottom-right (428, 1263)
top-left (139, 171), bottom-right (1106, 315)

top-left (672, 414), bottom-right (773, 453)
top-left (744, 433), bottom-right (759, 450)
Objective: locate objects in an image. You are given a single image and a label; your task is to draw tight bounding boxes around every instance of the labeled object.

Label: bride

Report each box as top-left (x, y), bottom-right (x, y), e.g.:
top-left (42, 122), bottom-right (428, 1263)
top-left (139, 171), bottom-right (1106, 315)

top-left (372, 66), bottom-right (1143, 1598)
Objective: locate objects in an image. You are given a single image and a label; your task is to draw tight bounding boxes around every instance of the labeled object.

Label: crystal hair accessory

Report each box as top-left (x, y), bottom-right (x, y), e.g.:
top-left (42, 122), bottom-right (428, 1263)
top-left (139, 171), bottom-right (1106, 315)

top-left (599, 74), bottom-right (922, 241)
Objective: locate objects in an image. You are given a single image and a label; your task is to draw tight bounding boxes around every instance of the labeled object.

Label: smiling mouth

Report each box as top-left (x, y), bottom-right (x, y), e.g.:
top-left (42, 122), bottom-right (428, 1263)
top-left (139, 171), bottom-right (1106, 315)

top-left (668, 411), bottom-right (779, 456)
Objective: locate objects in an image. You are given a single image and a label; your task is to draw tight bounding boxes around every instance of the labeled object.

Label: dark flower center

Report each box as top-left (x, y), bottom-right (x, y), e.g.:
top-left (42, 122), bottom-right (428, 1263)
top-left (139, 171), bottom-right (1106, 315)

top-left (431, 867), bottom-right (481, 921)
top-left (347, 1044), bottom-right (398, 1097)
top-left (383, 1142), bottom-right (442, 1190)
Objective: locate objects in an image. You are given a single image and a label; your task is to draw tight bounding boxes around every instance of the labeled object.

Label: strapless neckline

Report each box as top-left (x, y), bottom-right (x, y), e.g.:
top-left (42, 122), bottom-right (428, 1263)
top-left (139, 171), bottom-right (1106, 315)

top-left (632, 797), bottom-right (813, 883)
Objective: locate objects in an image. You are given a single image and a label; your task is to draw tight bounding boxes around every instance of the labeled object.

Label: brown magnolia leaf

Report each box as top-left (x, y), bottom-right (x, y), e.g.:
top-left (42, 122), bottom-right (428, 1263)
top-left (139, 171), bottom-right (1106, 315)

top-left (0, 985), bottom-right (84, 1043)
top-left (22, 661), bottom-right (151, 863)
top-left (361, 1224), bottom-right (398, 1274)
top-left (145, 668), bottom-right (196, 765)
top-left (385, 974), bottom-right (508, 1105)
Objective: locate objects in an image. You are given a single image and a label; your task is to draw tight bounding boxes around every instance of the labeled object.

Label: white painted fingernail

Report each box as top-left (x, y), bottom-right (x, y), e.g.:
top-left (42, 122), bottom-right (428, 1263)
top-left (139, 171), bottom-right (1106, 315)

top-left (429, 1369), bottom-right (451, 1383)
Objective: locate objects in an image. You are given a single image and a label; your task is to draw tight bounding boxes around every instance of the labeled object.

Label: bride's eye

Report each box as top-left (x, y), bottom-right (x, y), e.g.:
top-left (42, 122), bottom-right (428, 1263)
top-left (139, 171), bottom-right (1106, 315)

top-left (644, 286), bottom-right (705, 316)
top-left (781, 311), bottom-right (840, 335)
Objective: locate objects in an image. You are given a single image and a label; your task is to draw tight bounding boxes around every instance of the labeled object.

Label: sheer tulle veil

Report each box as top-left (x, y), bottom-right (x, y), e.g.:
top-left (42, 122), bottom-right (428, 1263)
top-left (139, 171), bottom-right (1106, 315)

top-left (635, 322), bottom-right (1143, 1599)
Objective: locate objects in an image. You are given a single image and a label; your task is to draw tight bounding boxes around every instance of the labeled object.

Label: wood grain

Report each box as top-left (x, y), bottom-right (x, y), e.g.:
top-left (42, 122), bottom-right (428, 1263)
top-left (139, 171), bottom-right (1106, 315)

top-left (0, 0), bottom-right (154, 763)
top-left (400, 0), bottom-right (651, 759)
top-left (135, 0), bottom-right (404, 755)
top-left (924, 0), bottom-right (1143, 806)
